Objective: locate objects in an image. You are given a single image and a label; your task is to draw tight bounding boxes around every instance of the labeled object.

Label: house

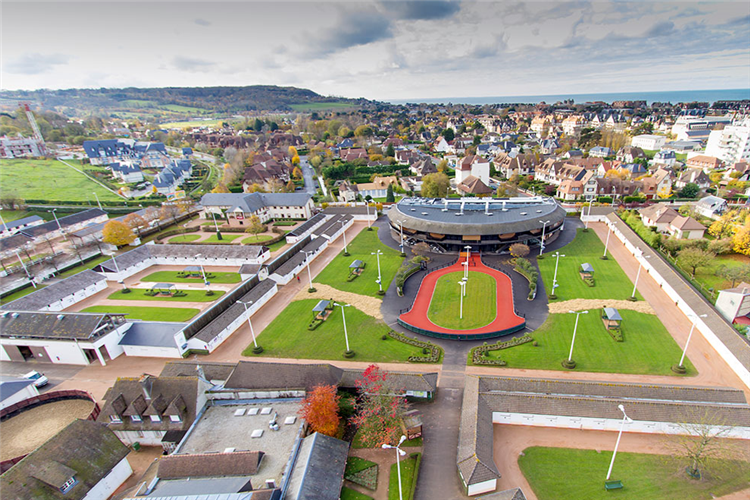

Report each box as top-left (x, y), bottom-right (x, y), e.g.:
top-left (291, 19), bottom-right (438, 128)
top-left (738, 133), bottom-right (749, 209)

top-left (593, 177), bottom-right (641, 199)
top-left (617, 146), bottom-right (647, 163)
top-left (695, 195), bottom-right (728, 218)
top-left (716, 282), bottom-right (750, 324)
top-left (285, 433), bottom-right (349, 500)
top-left (337, 180), bottom-right (358, 202)
top-left (556, 179), bottom-right (585, 201)
top-left (705, 118), bottom-right (750, 165)
top-left (83, 139), bottom-right (169, 167)
top-left (639, 204), bottom-right (679, 231)
top-left (395, 149), bottom-right (419, 165)
top-left (457, 176), bottom-right (493, 196)
top-left (667, 215), bottom-right (705, 239)
top-left (652, 150), bottom-right (677, 167)
top-left (539, 138), bottom-right (560, 154)
top-left (434, 136), bottom-right (453, 153)
top-left (675, 169), bottom-right (711, 190)
top-left (200, 192), bottom-right (314, 225)
top-left (109, 162), bottom-right (144, 183)
top-left (686, 155), bottom-right (722, 172)
top-left (639, 168), bottom-right (673, 199)
top-left (589, 146), bottom-right (614, 158)
top-left (562, 116), bottom-right (585, 136)
top-left (495, 152), bottom-right (539, 178)
top-left (354, 176), bottom-right (399, 200)
top-left (631, 134), bottom-right (666, 150)
top-left (0, 419), bottom-right (132, 500)
top-left (411, 158), bottom-right (437, 176)
top-left (456, 155), bottom-right (491, 185)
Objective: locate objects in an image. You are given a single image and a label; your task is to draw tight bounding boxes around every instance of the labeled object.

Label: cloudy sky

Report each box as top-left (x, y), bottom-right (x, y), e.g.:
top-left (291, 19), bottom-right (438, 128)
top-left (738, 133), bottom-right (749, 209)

top-left (2, 1), bottom-right (749, 100)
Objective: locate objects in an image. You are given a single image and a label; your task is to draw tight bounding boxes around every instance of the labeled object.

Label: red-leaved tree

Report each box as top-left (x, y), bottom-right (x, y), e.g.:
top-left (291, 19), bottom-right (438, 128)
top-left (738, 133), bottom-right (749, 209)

top-left (298, 384), bottom-right (340, 437)
top-left (352, 364), bottom-right (409, 447)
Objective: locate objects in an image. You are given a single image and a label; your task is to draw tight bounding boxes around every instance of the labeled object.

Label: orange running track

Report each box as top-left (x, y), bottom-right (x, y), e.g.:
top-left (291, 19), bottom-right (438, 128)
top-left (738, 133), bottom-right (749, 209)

top-left (398, 254), bottom-right (526, 340)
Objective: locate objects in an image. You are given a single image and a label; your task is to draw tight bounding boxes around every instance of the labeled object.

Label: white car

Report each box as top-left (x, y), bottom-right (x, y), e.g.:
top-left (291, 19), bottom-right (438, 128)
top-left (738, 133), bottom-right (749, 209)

top-left (23, 371), bottom-right (48, 388)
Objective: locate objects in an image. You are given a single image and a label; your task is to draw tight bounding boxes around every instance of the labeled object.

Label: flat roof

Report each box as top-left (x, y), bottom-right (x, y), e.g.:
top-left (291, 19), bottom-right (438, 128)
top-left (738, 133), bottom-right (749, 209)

top-left (119, 321), bottom-right (185, 348)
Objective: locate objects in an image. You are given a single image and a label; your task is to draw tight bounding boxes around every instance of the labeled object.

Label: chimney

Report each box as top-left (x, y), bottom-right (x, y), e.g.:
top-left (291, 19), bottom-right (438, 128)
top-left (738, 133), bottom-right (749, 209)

top-left (139, 375), bottom-right (154, 401)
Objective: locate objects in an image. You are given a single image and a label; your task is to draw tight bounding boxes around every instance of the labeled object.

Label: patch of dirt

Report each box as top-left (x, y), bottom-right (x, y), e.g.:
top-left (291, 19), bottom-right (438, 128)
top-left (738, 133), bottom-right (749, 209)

top-left (0, 399), bottom-right (95, 460)
top-left (549, 299), bottom-right (655, 315)
top-left (295, 283), bottom-right (383, 319)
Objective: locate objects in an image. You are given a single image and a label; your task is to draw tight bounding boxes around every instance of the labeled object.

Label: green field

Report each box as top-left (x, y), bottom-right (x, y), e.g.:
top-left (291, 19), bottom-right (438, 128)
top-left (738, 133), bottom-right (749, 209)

top-left (314, 230), bottom-right (403, 298)
top-left (140, 271), bottom-right (241, 284)
top-left (242, 234), bottom-right (275, 244)
top-left (56, 255), bottom-right (112, 279)
top-left (685, 253), bottom-right (750, 294)
top-left (80, 305), bottom-right (199, 322)
top-left (160, 119), bottom-right (224, 129)
top-left (0, 210), bottom-right (58, 223)
top-left (107, 288), bottom-right (225, 302)
top-left (244, 299), bottom-right (427, 362)
top-left (538, 229), bottom-right (641, 301)
top-left (289, 102), bottom-right (356, 112)
top-left (341, 487), bottom-right (373, 500)
top-left (388, 453), bottom-right (421, 500)
top-left (168, 234), bottom-right (201, 243)
top-left (265, 239), bottom-right (289, 253)
top-left (519, 447), bottom-right (750, 500)
top-left (428, 271), bottom-right (496, 329)
top-left (481, 311), bottom-right (694, 375)
top-left (0, 159), bottom-right (122, 202)
top-left (203, 233), bottom-right (242, 243)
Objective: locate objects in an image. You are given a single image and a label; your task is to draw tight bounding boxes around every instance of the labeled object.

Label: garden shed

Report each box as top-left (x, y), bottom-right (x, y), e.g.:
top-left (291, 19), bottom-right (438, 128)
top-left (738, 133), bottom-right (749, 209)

top-left (602, 307), bottom-right (622, 330)
top-left (580, 263), bottom-right (594, 279)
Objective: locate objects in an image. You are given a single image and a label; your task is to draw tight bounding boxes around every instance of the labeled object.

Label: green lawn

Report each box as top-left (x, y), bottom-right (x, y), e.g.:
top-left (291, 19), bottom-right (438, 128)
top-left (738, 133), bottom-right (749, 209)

top-left (0, 159), bottom-right (121, 202)
top-left (388, 453), bottom-right (421, 500)
top-left (428, 271), bottom-right (496, 329)
top-left (341, 487), bottom-right (373, 500)
top-left (203, 233), bottom-right (242, 243)
top-left (0, 285), bottom-right (46, 305)
top-left (314, 230), bottom-right (403, 298)
top-left (265, 239), bottom-right (289, 253)
top-left (346, 457), bottom-right (378, 475)
top-left (688, 253), bottom-right (750, 294)
top-left (168, 234), bottom-right (201, 243)
top-left (481, 311), bottom-right (695, 376)
top-left (56, 255), bottom-right (112, 279)
top-left (241, 234), bottom-right (275, 244)
top-left (0, 209), bottom-right (58, 223)
top-left (519, 447), bottom-right (750, 500)
top-left (160, 119), bottom-right (225, 129)
top-left (80, 305), bottom-right (199, 322)
top-left (273, 220), bottom-right (298, 226)
top-left (538, 229), bottom-right (642, 301)
top-left (140, 271), bottom-right (241, 284)
top-left (243, 299), bottom-right (426, 362)
top-left (107, 288), bottom-right (225, 302)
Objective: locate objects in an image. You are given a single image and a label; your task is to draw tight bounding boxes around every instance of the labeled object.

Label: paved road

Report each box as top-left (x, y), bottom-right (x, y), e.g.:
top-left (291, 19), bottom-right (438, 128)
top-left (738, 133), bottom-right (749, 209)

top-left (299, 156), bottom-right (317, 195)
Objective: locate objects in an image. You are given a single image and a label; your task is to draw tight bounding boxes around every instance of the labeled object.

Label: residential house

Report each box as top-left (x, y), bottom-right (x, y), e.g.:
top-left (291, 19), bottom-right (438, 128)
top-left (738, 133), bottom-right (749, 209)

top-left (562, 149), bottom-right (583, 159)
top-left (396, 149), bottom-right (419, 166)
top-left (539, 138), bottom-right (560, 154)
top-left (354, 176), bottom-right (399, 200)
top-left (200, 192), bottom-right (314, 225)
top-left (341, 148), bottom-right (369, 162)
top-left (562, 116), bottom-right (585, 136)
top-left (109, 162), bottom-right (144, 183)
top-left (667, 216), bottom-right (706, 239)
top-left (589, 146), bottom-right (614, 158)
top-left (593, 177), bottom-right (642, 200)
top-left (675, 169), bottom-right (711, 190)
top-left (153, 160), bottom-right (192, 195)
top-left (715, 282), bottom-right (750, 324)
top-left (411, 158), bottom-right (437, 176)
top-left (631, 134), bottom-right (666, 150)
top-left (652, 150), bottom-right (677, 167)
top-left (617, 146), bottom-right (647, 163)
top-left (457, 176), bottom-right (493, 196)
top-left (695, 195), bottom-right (728, 218)
top-left (640, 168), bottom-right (673, 199)
top-left (456, 155), bottom-right (491, 185)
top-left (639, 204), bottom-right (679, 231)
top-left (83, 139), bottom-right (169, 168)
top-left (495, 152), bottom-right (539, 178)
top-left (686, 154), bottom-right (722, 172)
top-left (535, 159), bottom-right (586, 186)
top-left (337, 181), bottom-right (358, 202)
top-left (434, 136), bottom-right (453, 153)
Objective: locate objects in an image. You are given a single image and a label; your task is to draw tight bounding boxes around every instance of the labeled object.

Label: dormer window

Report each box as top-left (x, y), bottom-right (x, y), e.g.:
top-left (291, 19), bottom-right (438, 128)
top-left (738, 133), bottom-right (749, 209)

top-left (131, 415), bottom-right (142, 423)
top-left (60, 476), bottom-right (77, 493)
top-left (150, 415), bottom-right (161, 423)
top-left (110, 415), bottom-right (122, 423)
top-left (169, 414), bottom-right (181, 423)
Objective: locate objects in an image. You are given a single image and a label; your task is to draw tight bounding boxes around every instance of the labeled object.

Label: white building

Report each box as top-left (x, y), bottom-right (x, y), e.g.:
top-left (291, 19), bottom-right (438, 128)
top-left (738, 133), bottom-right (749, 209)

top-left (456, 155), bottom-right (490, 185)
top-left (0, 377), bottom-right (39, 410)
top-left (705, 118), bottom-right (750, 165)
top-left (200, 192), bottom-right (314, 226)
top-left (631, 134), bottom-right (666, 151)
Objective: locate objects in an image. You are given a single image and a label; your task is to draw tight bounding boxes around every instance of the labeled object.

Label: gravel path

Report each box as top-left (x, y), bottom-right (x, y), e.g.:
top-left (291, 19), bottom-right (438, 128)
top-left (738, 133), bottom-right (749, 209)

top-left (295, 283), bottom-right (384, 319)
top-left (549, 298), bottom-right (655, 315)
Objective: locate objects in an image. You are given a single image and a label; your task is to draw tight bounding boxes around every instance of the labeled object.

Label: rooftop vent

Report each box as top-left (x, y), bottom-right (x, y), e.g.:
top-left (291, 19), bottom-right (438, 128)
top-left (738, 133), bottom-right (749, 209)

top-left (57, 314), bottom-right (65, 320)
top-left (536, 210), bottom-right (543, 213)
top-left (251, 429), bottom-right (264, 438)
top-left (247, 408), bottom-right (259, 416)
top-left (520, 212), bottom-right (527, 216)
top-left (260, 407), bottom-right (272, 415)
top-left (11, 313), bottom-right (19, 319)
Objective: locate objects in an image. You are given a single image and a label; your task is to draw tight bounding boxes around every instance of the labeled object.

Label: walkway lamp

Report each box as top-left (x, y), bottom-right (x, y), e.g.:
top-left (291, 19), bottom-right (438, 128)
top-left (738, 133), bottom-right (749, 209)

top-left (585, 198), bottom-right (594, 229)
top-left (606, 405), bottom-right (633, 481)
top-left (365, 202), bottom-right (372, 230)
top-left (238, 300), bottom-right (261, 351)
top-left (50, 209), bottom-right (67, 241)
top-left (303, 250), bottom-right (315, 292)
top-left (602, 222), bottom-right (613, 260)
top-left (538, 220), bottom-right (550, 256)
top-left (339, 220), bottom-right (349, 255)
top-left (382, 435), bottom-right (408, 500)
top-left (14, 249), bottom-right (36, 288)
top-left (630, 250), bottom-right (650, 301)
top-left (210, 211), bottom-right (222, 240)
top-left (93, 192), bottom-right (103, 211)
top-left (674, 313), bottom-right (707, 373)
top-left (372, 250), bottom-right (383, 293)
top-left (564, 309), bottom-right (588, 368)
top-left (397, 220), bottom-right (405, 255)
top-left (551, 251), bottom-right (565, 298)
top-left (108, 251), bottom-right (127, 290)
top-left (458, 280), bottom-right (466, 319)
top-left (333, 302), bottom-right (352, 353)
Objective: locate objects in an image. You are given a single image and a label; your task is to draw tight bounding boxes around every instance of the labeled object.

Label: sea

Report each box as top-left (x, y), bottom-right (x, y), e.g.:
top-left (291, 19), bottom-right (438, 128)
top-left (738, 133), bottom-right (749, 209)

top-left (387, 88), bottom-right (750, 106)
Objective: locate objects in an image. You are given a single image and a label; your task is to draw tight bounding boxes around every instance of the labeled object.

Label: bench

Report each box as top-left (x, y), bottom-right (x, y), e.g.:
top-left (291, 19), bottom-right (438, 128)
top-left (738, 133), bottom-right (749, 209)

top-left (604, 480), bottom-right (623, 491)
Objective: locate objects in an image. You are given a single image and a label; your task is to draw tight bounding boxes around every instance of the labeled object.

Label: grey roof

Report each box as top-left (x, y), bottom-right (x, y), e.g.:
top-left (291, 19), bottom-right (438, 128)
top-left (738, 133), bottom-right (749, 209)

top-left (20, 209), bottom-right (107, 239)
top-left (160, 361), bottom-right (237, 382)
top-left (388, 197), bottom-right (566, 236)
top-left (603, 307), bottom-right (622, 321)
top-left (147, 477), bottom-right (256, 498)
top-left (0, 311), bottom-right (125, 341)
top-left (1, 215), bottom-right (43, 231)
top-left (95, 244), bottom-right (265, 273)
top-left (200, 192), bottom-right (311, 212)
top-left (238, 263), bottom-right (261, 275)
top-left (1, 270), bottom-right (106, 311)
top-left (273, 238), bottom-right (327, 277)
top-left (312, 215), bottom-right (343, 237)
top-left (312, 300), bottom-right (330, 312)
top-left (580, 262), bottom-right (594, 273)
top-left (224, 362), bottom-right (344, 391)
top-left (0, 377), bottom-right (36, 402)
top-left (119, 321), bottom-right (186, 348)
top-left (349, 259), bottom-right (364, 268)
top-left (286, 433), bottom-right (349, 500)
top-left (322, 206), bottom-right (372, 215)
top-left (322, 215), bottom-right (352, 238)
top-left (287, 213), bottom-right (327, 237)
top-left (0, 232), bottom-right (32, 252)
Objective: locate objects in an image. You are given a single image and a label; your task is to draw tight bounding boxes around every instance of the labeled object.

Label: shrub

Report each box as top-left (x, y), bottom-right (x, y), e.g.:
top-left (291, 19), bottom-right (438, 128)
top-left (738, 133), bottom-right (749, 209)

top-left (252, 346), bottom-right (264, 354)
top-left (343, 350), bottom-right (356, 358)
top-left (388, 331), bottom-right (442, 363)
top-left (471, 334), bottom-right (533, 365)
top-left (120, 288), bottom-right (131, 294)
top-left (381, 334), bottom-right (388, 340)
top-left (205, 290), bottom-right (214, 296)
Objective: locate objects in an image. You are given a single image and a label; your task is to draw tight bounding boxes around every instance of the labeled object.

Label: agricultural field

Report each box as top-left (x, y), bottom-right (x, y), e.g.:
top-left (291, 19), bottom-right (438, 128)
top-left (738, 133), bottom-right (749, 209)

top-left (160, 119), bottom-right (225, 129)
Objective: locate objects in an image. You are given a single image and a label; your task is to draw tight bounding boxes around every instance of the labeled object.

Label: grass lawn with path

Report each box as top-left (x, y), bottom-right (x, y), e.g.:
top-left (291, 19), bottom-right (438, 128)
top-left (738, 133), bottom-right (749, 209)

top-left (265, 239), bottom-right (289, 253)
top-left (519, 447), bottom-right (750, 500)
top-left (243, 299), bottom-right (426, 362)
top-left (107, 288), bottom-right (225, 302)
top-left (140, 271), bottom-right (241, 284)
top-left (479, 310), bottom-right (695, 376)
top-left (428, 271), bottom-right (496, 329)
top-left (241, 234), bottom-right (275, 244)
top-left (315, 230), bottom-right (403, 298)
top-left (538, 229), bottom-right (642, 301)
top-left (168, 234), bottom-right (201, 243)
top-left (202, 233), bottom-right (243, 243)
top-left (340, 487), bottom-right (373, 500)
top-left (686, 253), bottom-right (750, 294)
top-left (388, 453), bottom-right (421, 500)
top-left (80, 305), bottom-right (199, 322)
top-left (1, 285), bottom-right (46, 305)
top-left (56, 255), bottom-right (111, 279)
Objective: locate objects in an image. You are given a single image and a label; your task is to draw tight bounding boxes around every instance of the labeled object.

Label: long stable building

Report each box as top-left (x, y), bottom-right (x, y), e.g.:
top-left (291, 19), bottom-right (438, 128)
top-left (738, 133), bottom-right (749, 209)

top-left (387, 197), bottom-right (566, 253)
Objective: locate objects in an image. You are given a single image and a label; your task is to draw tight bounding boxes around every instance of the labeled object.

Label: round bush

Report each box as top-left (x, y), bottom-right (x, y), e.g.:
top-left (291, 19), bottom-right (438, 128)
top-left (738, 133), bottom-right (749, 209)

top-left (422, 347), bottom-right (429, 354)
top-left (343, 350), bottom-right (356, 358)
top-left (121, 288), bottom-right (131, 294)
top-left (381, 334), bottom-right (388, 340)
top-left (671, 364), bottom-right (687, 374)
top-left (252, 346), bottom-right (264, 354)
top-left (308, 287), bottom-right (317, 293)
top-left (561, 359), bottom-right (577, 369)
top-left (533, 341), bottom-right (538, 347)
top-left (205, 290), bottom-right (215, 296)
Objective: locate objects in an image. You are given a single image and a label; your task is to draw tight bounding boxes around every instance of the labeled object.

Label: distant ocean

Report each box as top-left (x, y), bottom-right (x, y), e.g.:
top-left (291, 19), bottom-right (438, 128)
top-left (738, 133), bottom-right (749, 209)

top-left (387, 88), bottom-right (750, 106)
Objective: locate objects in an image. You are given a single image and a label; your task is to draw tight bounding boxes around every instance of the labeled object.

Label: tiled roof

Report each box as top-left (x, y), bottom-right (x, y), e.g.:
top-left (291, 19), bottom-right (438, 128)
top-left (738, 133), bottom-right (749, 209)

top-left (1, 270), bottom-right (105, 311)
top-left (0, 310), bottom-right (123, 341)
top-left (158, 451), bottom-right (264, 479)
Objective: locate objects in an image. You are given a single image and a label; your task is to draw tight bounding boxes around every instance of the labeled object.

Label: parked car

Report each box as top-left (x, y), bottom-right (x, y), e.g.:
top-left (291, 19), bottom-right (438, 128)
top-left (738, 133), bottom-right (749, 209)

top-left (23, 371), bottom-right (48, 388)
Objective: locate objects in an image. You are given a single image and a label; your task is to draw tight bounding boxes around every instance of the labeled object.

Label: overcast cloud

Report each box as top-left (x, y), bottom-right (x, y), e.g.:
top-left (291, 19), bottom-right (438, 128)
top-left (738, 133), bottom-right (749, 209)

top-left (1, 1), bottom-right (748, 100)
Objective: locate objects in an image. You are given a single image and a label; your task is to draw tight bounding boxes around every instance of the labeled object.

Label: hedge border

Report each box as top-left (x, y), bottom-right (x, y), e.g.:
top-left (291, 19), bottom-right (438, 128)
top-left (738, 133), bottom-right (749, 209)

top-left (387, 331), bottom-right (443, 363)
top-left (470, 333), bottom-right (534, 365)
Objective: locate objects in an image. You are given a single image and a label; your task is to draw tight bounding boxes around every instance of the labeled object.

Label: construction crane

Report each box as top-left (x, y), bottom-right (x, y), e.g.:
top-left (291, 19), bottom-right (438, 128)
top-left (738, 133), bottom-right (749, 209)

top-left (21, 103), bottom-right (48, 156)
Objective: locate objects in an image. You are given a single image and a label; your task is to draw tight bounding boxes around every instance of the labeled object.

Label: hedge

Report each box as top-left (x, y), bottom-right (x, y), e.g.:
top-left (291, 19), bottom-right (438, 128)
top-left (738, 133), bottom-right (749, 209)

top-left (387, 331), bottom-right (442, 363)
top-left (155, 226), bottom-right (200, 242)
top-left (514, 258), bottom-right (538, 300)
top-left (406, 453), bottom-right (422, 500)
top-left (471, 334), bottom-right (534, 365)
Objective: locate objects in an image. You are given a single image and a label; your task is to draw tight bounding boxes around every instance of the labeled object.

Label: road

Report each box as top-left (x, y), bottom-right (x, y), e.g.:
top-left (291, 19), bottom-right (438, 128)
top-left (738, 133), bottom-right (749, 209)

top-left (299, 156), bottom-right (317, 195)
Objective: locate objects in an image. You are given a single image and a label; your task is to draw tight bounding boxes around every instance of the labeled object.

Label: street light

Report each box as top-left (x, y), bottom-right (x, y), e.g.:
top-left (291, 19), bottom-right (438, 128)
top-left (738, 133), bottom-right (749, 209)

top-left (14, 249), bottom-right (36, 288)
top-left (676, 313), bottom-right (708, 371)
top-left (339, 220), bottom-right (349, 255)
top-left (397, 220), bottom-right (405, 254)
top-left (565, 309), bottom-right (588, 368)
top-left (365, 202), bottom-right (372, 230)
top-left (238, 300), bottom-right (260, 350)
top-left (551, 251), bottom-right (565, 297)
top-left (210, 211), bottom-right (223, 240)
top-left (458, 280), bottom-right (466, 319)
top-left (630, 250), bottom-right (651, 301)
top-left (606, 405), bottom-right (633, 481)
top-left (464, 245), bottom-right (472, 274)
top-left (93, 192), bottom-right (103, 211)
top-left (585, 198), bottom-right (594, 229)
top-left (303, 250), bottom-right (315, 291)
top-left (107, 252), bottom-right (127, 290)
top-left (462, 261), bottom-right (469, 280)
top-left (372, 250), bottom-right (383, 293)
top-left (538, 220), bottom-right (551, 256)
top-left (49, 209), bottom-right (67, 241)
top-left (602, 222), bottom-right (613, 260)
top-left (383, 435), bottom-right (408, 500)
top-left (0, 208), bottom-right (8, 234)
top-left (333, 302), bottom-right (352, 352)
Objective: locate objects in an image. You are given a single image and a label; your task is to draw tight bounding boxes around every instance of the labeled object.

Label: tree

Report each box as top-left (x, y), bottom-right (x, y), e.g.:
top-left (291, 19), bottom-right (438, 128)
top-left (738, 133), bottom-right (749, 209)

top-left (708, 211), bottom-right (738, 239)
top-left (421, 173), bottom-right (450, 198)
top-left (212, 182), bottom-right (230, 193)
top-left (285, 180), bottom-right (296, 192)
top-left (509, 243), bottom-right (530, 259)
top-left (677, 247), bottom-right (715, 277)
top-left (288, 145), bottom-right (298, 157)
top-left (123, 213), bottom-right (146, 235)
top-left (291, 155), bottom-right (301, 166)
top-left (385, 184), bottom-right (395, 203)
top-left (679, 182), bottom-right (700, 198)
top-left (436, 159), bottom-right (448, 173)
top-left (411, 242), bottom-right (431, 259)
top-left (245, 215), bottom-right (265, 241)
top-left (160, 204), bottom-right (180, 225)
top-left (298, 384), bottom-right (340, 437)
top-left (496, 182), bottom-right (518, 198)
top-left (352, 365), bottom-right (409, 447)
top-left (717, 264), bottom-right (750, 287)
top-left (733, 223), bottom-right (750, 256)
top-left (385, 143), bottom-right (395, 158)
top-left (354, 125), bottom-right (373, 137)
top-left (102, 220), bottom-right (136, 247)
top-left (292, 166), bottom-right (303, 180)
top-left (441, 128), bottom-right (455, 141)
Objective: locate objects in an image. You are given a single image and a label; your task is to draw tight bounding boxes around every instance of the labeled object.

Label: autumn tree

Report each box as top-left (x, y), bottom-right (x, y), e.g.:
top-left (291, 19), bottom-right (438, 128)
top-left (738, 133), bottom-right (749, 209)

top-left (298, 384), bottom-right (341, 437)
top-left (175, 198), bottom-right (193, 214)
top-left (292, 155), bottom-right (301, 166)
top-left (288, 145), bottom-right (298, 157)
top-left (160, 204), bottom-right (181, 225)
top-left (709, 210), bottom-right (738, 239)
top-left (352, 365), bottom-right (409, 448)
top-left (123, 213), bottom-right (146, 235)
top-left (421, 173), bottom-right (450, 198)
top-left (102, 220), bottom-right (136, 247)
top-left (717, 264), bottom-right (750, 287)
top-left (677, 247), bottom-right (715, 277)
top-left (509, 243), bottom-right (530, 259)
top-left (212, 182), bottom-right (230, 193)
top-left (733, 223), bottom-right (750, 256)
top-left (292, 166), bottom-right (303, 180)
top-left (436, 159), bottom-right (448, 173)
top-left (496, 182), bottom-right (518, 198)
top-left (386, 184), bottom-right (395, 203)
top-left (245, 215), bottom-right (265, 241)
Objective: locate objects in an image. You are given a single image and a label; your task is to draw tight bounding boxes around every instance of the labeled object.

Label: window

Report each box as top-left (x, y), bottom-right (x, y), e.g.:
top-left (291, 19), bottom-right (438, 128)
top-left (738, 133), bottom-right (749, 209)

top-left (110, 415), bottom-right (122, 423)
top-left (150, 415), bottom-right (161, 422)
top-left (60, 476), bottom-right (77, 493)
top-left (131, 415), bottom-right (142, 423)
top-left (169, 414), bottom-right (181, 422)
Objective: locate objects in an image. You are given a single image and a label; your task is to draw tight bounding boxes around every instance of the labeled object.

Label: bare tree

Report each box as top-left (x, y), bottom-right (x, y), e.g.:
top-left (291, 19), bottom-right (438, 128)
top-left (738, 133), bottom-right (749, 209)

top-left (411, 242), bottom-right (432, 259)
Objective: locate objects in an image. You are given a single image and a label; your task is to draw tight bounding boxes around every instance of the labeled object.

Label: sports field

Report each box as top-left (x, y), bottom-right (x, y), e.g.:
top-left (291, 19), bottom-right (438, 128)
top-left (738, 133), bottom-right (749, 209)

top-left (428, 271), bottom-right (496, 329)
top-left (0, 159), bottom-right (121, 202)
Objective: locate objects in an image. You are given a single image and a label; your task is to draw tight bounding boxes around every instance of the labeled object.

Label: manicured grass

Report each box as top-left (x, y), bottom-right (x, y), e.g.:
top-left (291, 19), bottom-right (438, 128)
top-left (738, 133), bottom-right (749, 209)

top-left (203, 233), bottom-right (242, 243)
top-left (341, 487), bottom-right (373, 500)
top-left (56, 255), bottom-right (111, 279)
top-left (689, 253), bottom-right (750, 294)
top-left (0, 159), bottom-right (121, 202)
top-left (428, 271), bottom-right (496, 329)
top-left (243, 299), bottom-right (426, 362)
top-left (168, 234), bottom-right (201, 243)
top-left (0, 285), bottom-right (46, 305)
top-left (107, 288), bottom-right (225, 302)
top-left (519, 447), bottom-right (750, 500)
top-left (346, 457), bottom-right (378, 475)
top-left (273, 220), bottom-right (298, 226)
top-left (481, 311), bottom-right (694, 375)
top-left (315, 229), bottom-right (403, 298)
top-left (538, 229), bottom-right (642, 301)
top-left (80, 305), bottom-right (199, 322)
top-left (265, 239), bottom-right (289, 253)
top-left (241, 234), bottom-right (275, 244)
top-left (388, 453), bottom-right (421, 500)
top-left (0, 209), bottom-right (57, 222)
top-left (140, 271), bottom-right (241, 284)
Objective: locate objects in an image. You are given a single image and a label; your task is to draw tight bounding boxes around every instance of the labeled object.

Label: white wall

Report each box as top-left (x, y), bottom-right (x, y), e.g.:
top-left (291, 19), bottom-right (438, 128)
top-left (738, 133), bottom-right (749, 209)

top-left (270, 240), bottom-right (328, 285)
top-left (121, 344), bottom-right (181, 358)
top-left (0, 338), bottom-right (89, 364)
top-left (286, 218), bottom-right (328, 244)
top-left (114, 429), bottom-right (165, 446)
top-left (0, 383), bottom-right (39, 410)
top-left (467, 479), bottom-right (497, 496)
top-left (82, 457), bottom-right (133, 500)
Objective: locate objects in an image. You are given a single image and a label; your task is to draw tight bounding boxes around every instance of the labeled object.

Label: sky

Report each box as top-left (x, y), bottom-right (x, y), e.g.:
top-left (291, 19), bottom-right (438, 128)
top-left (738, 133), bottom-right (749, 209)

top-left (1, 1), bottom-right (749, 101)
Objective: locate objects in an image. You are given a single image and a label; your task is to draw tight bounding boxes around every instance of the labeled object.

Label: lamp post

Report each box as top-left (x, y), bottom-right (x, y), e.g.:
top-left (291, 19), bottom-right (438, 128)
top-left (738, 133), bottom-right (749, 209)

top-left (462, 261), bottom-right (468, 280)
top-left (238, 300), bottom-right (260, 349)
top-left (366, 202), bottom-right (372, 229)
top-left (14, 249), bottom-right (36, 288)
top-left (397, 220), bottom-right (405, 254)
top-left (334, 302), bottom-right (352, 352)
top-left (340, 220), bottom-right (349, 255)
top-left (538, 220), bottom-right (550, 256)
top-left (566, 309), bottom-right (588, 367)
top-left (303, 250), bottom-right (315, 291)
top-left (0, 208), bottom-right (8, 234)
top-left (602, 222), bottom-right (612, 260)
top-left (464, 244), bottom-right (472, 271)
top-left (210, 211), bottom-right (223, 240)
top-left (677, 313), bottom-right (708, 370)
top-left (630, 250), bottom-right (651, 301)
top-left (50, 209), bottom-right (67, 241)
top-left (551, 251), bottom-right (565, 297)
top-left (93, 192), bottom-right (103, 211)
top-left (382, 435), bottom-right (408, 500)
top-left (458, 280), bottom-right (466, 319)
top-left (606, 405), bottom-right (633, 481)
top-left (372, 250), bottom-right (383, 293)
top-left (585, 198), bottom-right (594, 229)
top-left (108, 252), bottom-right (127, 289)
top-left (194, 253), bottom-right (209, 288)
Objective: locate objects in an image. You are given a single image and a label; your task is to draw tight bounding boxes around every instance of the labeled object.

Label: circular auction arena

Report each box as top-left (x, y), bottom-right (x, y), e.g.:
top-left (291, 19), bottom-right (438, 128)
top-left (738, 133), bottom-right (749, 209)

top-left (387, 196), bottom-right (567, 254)
top-left (398, 254), bottom-right (525, 340)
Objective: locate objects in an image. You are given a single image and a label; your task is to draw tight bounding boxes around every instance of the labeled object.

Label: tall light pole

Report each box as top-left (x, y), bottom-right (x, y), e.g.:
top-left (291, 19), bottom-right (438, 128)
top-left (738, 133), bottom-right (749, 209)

top-left (340, 220), bottom-right (349, 255)
top-left (630, 251), bottom-right (651, 301)
top-left (606, 405), bottom-right (633, 481)
top-left (50, 209), bottom-right (67, 241)
top-left (334, 302), bottom-right (352, 352)
top-left (566, 309), bottom-right (588, 367)
top-left (551, 251), bottom-right (565, 297)
top-left (0, 208), bottom-right (8, 234)
top-left (303, 250), bottom-right (315, 291)
top-left (462, 261), bottom-right (468, 280)
top-left (458, 280), bottom-right (466, 319)
top-left (210, 211), bottom-right (222, 240)
top-left (14, 249), bottom-right (36, 288)
top-left (677, 313), bottom-right (708, 370)
top-left (602, 223), bottom-right (612, 260)
top-left (93, 192), bottom-right (103, 211)
top-left (538, 220), bottom-right (550, 256)
top-left (239, 300), bottom-right (260, 349)
top-left (464, 245), bottom-right (472, 271)
top-left (365, 202), bottom-right (372, 230)
top-left (585, 198), bottom-right (593, 229)
top-left (372, 250), bottom-right (383, 293)
top-left (397, 220), bottom-right (405, 254)
top-left (383, 435), bottom-right (408, 500)
top-left (108, 252), bottom-right (127, 289)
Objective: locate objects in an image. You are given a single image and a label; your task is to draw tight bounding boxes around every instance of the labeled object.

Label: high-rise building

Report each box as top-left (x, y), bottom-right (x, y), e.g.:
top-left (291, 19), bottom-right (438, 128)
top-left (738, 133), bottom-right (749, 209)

top-left (705, 119), bottom-right (750, 165)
